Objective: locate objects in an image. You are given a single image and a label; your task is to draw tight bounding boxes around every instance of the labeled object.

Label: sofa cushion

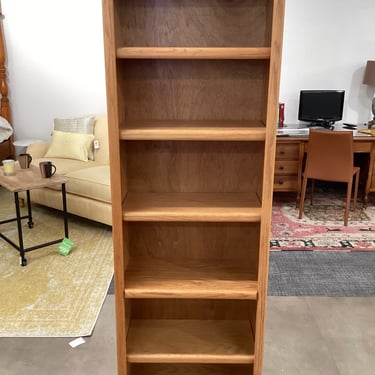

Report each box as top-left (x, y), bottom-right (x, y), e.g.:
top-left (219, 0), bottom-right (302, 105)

top-left (44, 130), bottom-right (94, 162)
top-left (54, 115), bottom-right (96, 160)
top-left (65, 165), bottom-right (111, 203)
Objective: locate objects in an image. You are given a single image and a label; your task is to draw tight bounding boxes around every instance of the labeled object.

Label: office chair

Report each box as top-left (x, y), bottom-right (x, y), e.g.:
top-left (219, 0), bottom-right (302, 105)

top-left (298, 129), bottom-right (360, 226)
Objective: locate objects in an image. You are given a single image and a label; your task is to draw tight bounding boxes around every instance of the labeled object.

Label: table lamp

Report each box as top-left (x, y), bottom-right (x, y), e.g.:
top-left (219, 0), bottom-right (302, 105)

top-left (363, 60), bottom-right (375, 128)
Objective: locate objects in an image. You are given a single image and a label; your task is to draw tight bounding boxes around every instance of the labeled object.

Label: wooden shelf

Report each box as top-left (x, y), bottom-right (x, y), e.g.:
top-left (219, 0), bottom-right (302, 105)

top-left (129, 364), bottom-right (252, 375)
top-left (127, 319), bottom-right (255, 364)
top-left (103, 0), bottom-right (285, 373)
top-left (117, 47), bottom-right (271, 60)
top-left (125, 258), bottom-right (258, 300)
top-left (123, 192), bottom-right (262, 222)
top-left (120, 120), bottom-right (266, 141)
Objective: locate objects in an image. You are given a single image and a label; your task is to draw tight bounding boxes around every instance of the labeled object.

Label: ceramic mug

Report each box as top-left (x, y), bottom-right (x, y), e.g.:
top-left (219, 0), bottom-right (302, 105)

top-left (2, 159), bottom-right (16, 176)
top-left (18, 153), bottom-right (32, 169)
top-left (39, 161), bottom-right (56, 178)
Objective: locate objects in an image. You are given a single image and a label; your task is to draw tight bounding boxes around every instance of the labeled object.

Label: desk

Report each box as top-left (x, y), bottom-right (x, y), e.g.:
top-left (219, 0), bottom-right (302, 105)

top-left (274, 124), bottom-right (375, 206)
top-left (0, 165), bottom-right (69, 266)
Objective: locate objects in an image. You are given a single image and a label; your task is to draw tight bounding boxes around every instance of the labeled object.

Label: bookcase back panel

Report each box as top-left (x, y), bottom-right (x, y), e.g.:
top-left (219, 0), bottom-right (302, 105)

top-left (129, 299), bottom-right (257, 321)
top-left (118, 60), bottom-right (269, 121)
top-left (125, 141), bottom-right (264, 193)
top-left (115, 0), bottom-right (271, 47)
top-left (128, 222), bottom-right (260, 264)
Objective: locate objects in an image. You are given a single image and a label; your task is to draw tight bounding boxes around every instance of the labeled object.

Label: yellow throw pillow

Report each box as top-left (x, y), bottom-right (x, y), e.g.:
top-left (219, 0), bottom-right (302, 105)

top-left (54, 115), bottom-right (96, 160)
top-left (44, 130), bottom-right (95, 162)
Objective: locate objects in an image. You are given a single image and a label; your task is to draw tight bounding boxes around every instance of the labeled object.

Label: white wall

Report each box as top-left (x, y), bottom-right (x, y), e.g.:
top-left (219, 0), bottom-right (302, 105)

top-left (280, 0), bottom-right (375, 125)
top-left (2, 0), bottom-right (107, 141)
top-left (1, 0), bottom-right (375, 141)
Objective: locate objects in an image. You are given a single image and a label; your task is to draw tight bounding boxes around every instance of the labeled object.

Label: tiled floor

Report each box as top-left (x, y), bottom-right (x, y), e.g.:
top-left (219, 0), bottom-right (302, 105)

top-left (1, 295), bottom-right (374, 374)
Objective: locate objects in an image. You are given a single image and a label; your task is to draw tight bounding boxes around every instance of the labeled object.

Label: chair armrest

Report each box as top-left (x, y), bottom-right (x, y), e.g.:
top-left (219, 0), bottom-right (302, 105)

top-left (26, 142), bottom-right (50, 158)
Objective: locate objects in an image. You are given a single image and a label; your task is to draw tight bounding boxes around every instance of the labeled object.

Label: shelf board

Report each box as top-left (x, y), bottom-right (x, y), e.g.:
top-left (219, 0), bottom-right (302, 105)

top-left (130, 364), bottom-right (251, 375)
top-left (125, 258), bottom-right (258, 300)
top-left (123, 192), bottom-right (262, 222)
top-left (117, 47), bottom-right (271, 60)
top-left (120, 120), bottom-right (266, 141)
top-left (127, 319), bottom-right (255, 364)
top-left (130, 364), bottom-right (252, 375)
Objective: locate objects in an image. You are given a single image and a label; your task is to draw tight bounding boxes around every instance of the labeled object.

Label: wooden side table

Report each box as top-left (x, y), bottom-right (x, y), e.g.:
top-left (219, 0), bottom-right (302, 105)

top-left (0, 164), bottom-right (69, 266)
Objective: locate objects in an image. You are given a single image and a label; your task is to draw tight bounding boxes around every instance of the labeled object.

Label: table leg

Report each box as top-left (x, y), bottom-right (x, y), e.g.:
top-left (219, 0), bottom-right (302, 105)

top-left (61, 183), bottom-right (69, 238)
top-left (26, 190), bottom-right (34, 228)
top-left (14, 192), bottom-right (27, 266)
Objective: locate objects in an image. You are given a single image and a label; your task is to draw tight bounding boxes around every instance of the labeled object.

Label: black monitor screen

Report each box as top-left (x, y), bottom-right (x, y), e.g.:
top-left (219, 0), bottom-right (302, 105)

top-left (298, 90), bottom-right (345, 126)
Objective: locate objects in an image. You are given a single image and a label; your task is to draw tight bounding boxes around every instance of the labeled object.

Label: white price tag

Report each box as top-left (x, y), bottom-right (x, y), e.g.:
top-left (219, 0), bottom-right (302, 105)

top-left (69, 337), bottom-right (86, 348)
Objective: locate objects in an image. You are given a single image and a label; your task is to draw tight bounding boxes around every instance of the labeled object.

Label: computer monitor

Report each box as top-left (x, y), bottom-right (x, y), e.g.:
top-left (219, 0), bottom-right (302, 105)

top-left (298, 90), bottom-right (345, 128)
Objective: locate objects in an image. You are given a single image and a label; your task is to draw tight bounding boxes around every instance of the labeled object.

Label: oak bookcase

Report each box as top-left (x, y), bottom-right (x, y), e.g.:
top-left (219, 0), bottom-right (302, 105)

top-left (102, 1), bottom-right (285, 374)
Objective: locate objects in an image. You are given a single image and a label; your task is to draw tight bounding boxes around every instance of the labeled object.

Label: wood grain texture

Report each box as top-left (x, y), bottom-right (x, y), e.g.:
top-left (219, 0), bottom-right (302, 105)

top-left (119, 60), bottom-right (269, 122)
top-left (125, 257), bottom-right (258, 299)
top-left (127, 320), bottom-right (255, 364)
top-left (103, 0), bottom-right (285, 373)
top-left (0, 13), bottom-right (10, 123)
top-left (123, 192), bottom-right (262, 222)
top-left (127, 221), bottom-right (260, 265)
top-left (253, 1), bottom-right (285, 374)
top-left (0, 11), bottom-right (13, 160)
top-left (102, 1), bottom-right (128, 373)
top-left (130, 299), bottom-right (257, 321)
top-left (125, 141), bottom-right (264, 193)
top-left (0, 165), bottom-right (67, 192)
top-left (116, 0), bottom-right (270, 47)
top-left (117, 47), bottom-right (271, 59)
top-left (121, 120), bottom-right (266, 141)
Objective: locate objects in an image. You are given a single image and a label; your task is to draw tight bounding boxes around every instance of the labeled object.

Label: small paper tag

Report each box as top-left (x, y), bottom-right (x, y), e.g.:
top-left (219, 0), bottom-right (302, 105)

top-left (69, 337), bottom-right (86, 348)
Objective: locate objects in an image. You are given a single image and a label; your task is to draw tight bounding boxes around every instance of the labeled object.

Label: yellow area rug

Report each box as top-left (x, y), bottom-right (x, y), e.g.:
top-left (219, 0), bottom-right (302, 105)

top-left (0, 187), bottom-right (113, 337)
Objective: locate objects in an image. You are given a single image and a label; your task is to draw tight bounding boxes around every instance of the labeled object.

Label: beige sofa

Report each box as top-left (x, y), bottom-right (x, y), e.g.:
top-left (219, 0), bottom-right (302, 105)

top-left (25, 115), bottom-right (112, 226)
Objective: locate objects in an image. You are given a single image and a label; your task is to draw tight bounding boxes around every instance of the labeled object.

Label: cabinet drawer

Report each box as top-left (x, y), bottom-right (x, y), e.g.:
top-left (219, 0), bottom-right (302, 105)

top-left (273, 175), bottom-right (298, 191)
top-left (275, 143), bottom-right (300, 160)
top-left (275, 160), bottom-right (299, 175)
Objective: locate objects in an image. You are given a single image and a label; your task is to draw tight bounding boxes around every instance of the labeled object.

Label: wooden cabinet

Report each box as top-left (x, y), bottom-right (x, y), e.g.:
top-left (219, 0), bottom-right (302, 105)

top-left (365, 142), bottom-right (375, 206)
top-left (273, 141), bottom-right (304, 193)
top-left (102, 1), bottom-right (284, 374)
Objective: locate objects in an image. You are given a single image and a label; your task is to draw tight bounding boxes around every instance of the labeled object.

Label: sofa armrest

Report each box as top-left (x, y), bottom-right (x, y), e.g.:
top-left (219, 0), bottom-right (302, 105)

top-left (26, 142), bottom-right (50, 158)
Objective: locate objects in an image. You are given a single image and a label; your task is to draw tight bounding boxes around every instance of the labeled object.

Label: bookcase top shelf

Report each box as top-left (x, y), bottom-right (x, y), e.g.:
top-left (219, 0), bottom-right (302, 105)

top-left (116, 47), bottom-right (271, 60)
top-left (121, 121), bottom-right (267, 141)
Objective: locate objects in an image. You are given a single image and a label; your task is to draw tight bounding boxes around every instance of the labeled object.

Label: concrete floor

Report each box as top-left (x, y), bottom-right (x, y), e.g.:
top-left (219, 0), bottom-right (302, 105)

top-left (1, 295), bottom-right (375, 375)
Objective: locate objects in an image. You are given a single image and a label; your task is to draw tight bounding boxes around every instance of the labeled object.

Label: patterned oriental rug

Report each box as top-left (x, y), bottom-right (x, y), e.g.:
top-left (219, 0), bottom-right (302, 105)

top-left (271, 192), bottom-right (375, 251)
top-left (0, 187), bottom-right (113, 337)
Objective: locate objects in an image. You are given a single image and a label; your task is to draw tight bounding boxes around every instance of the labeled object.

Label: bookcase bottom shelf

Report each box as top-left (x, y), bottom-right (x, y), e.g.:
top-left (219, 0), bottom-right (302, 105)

top-left (127, 319), bottom-right (255, 364)
top-left (129, 363), bottom-right (253, 375)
